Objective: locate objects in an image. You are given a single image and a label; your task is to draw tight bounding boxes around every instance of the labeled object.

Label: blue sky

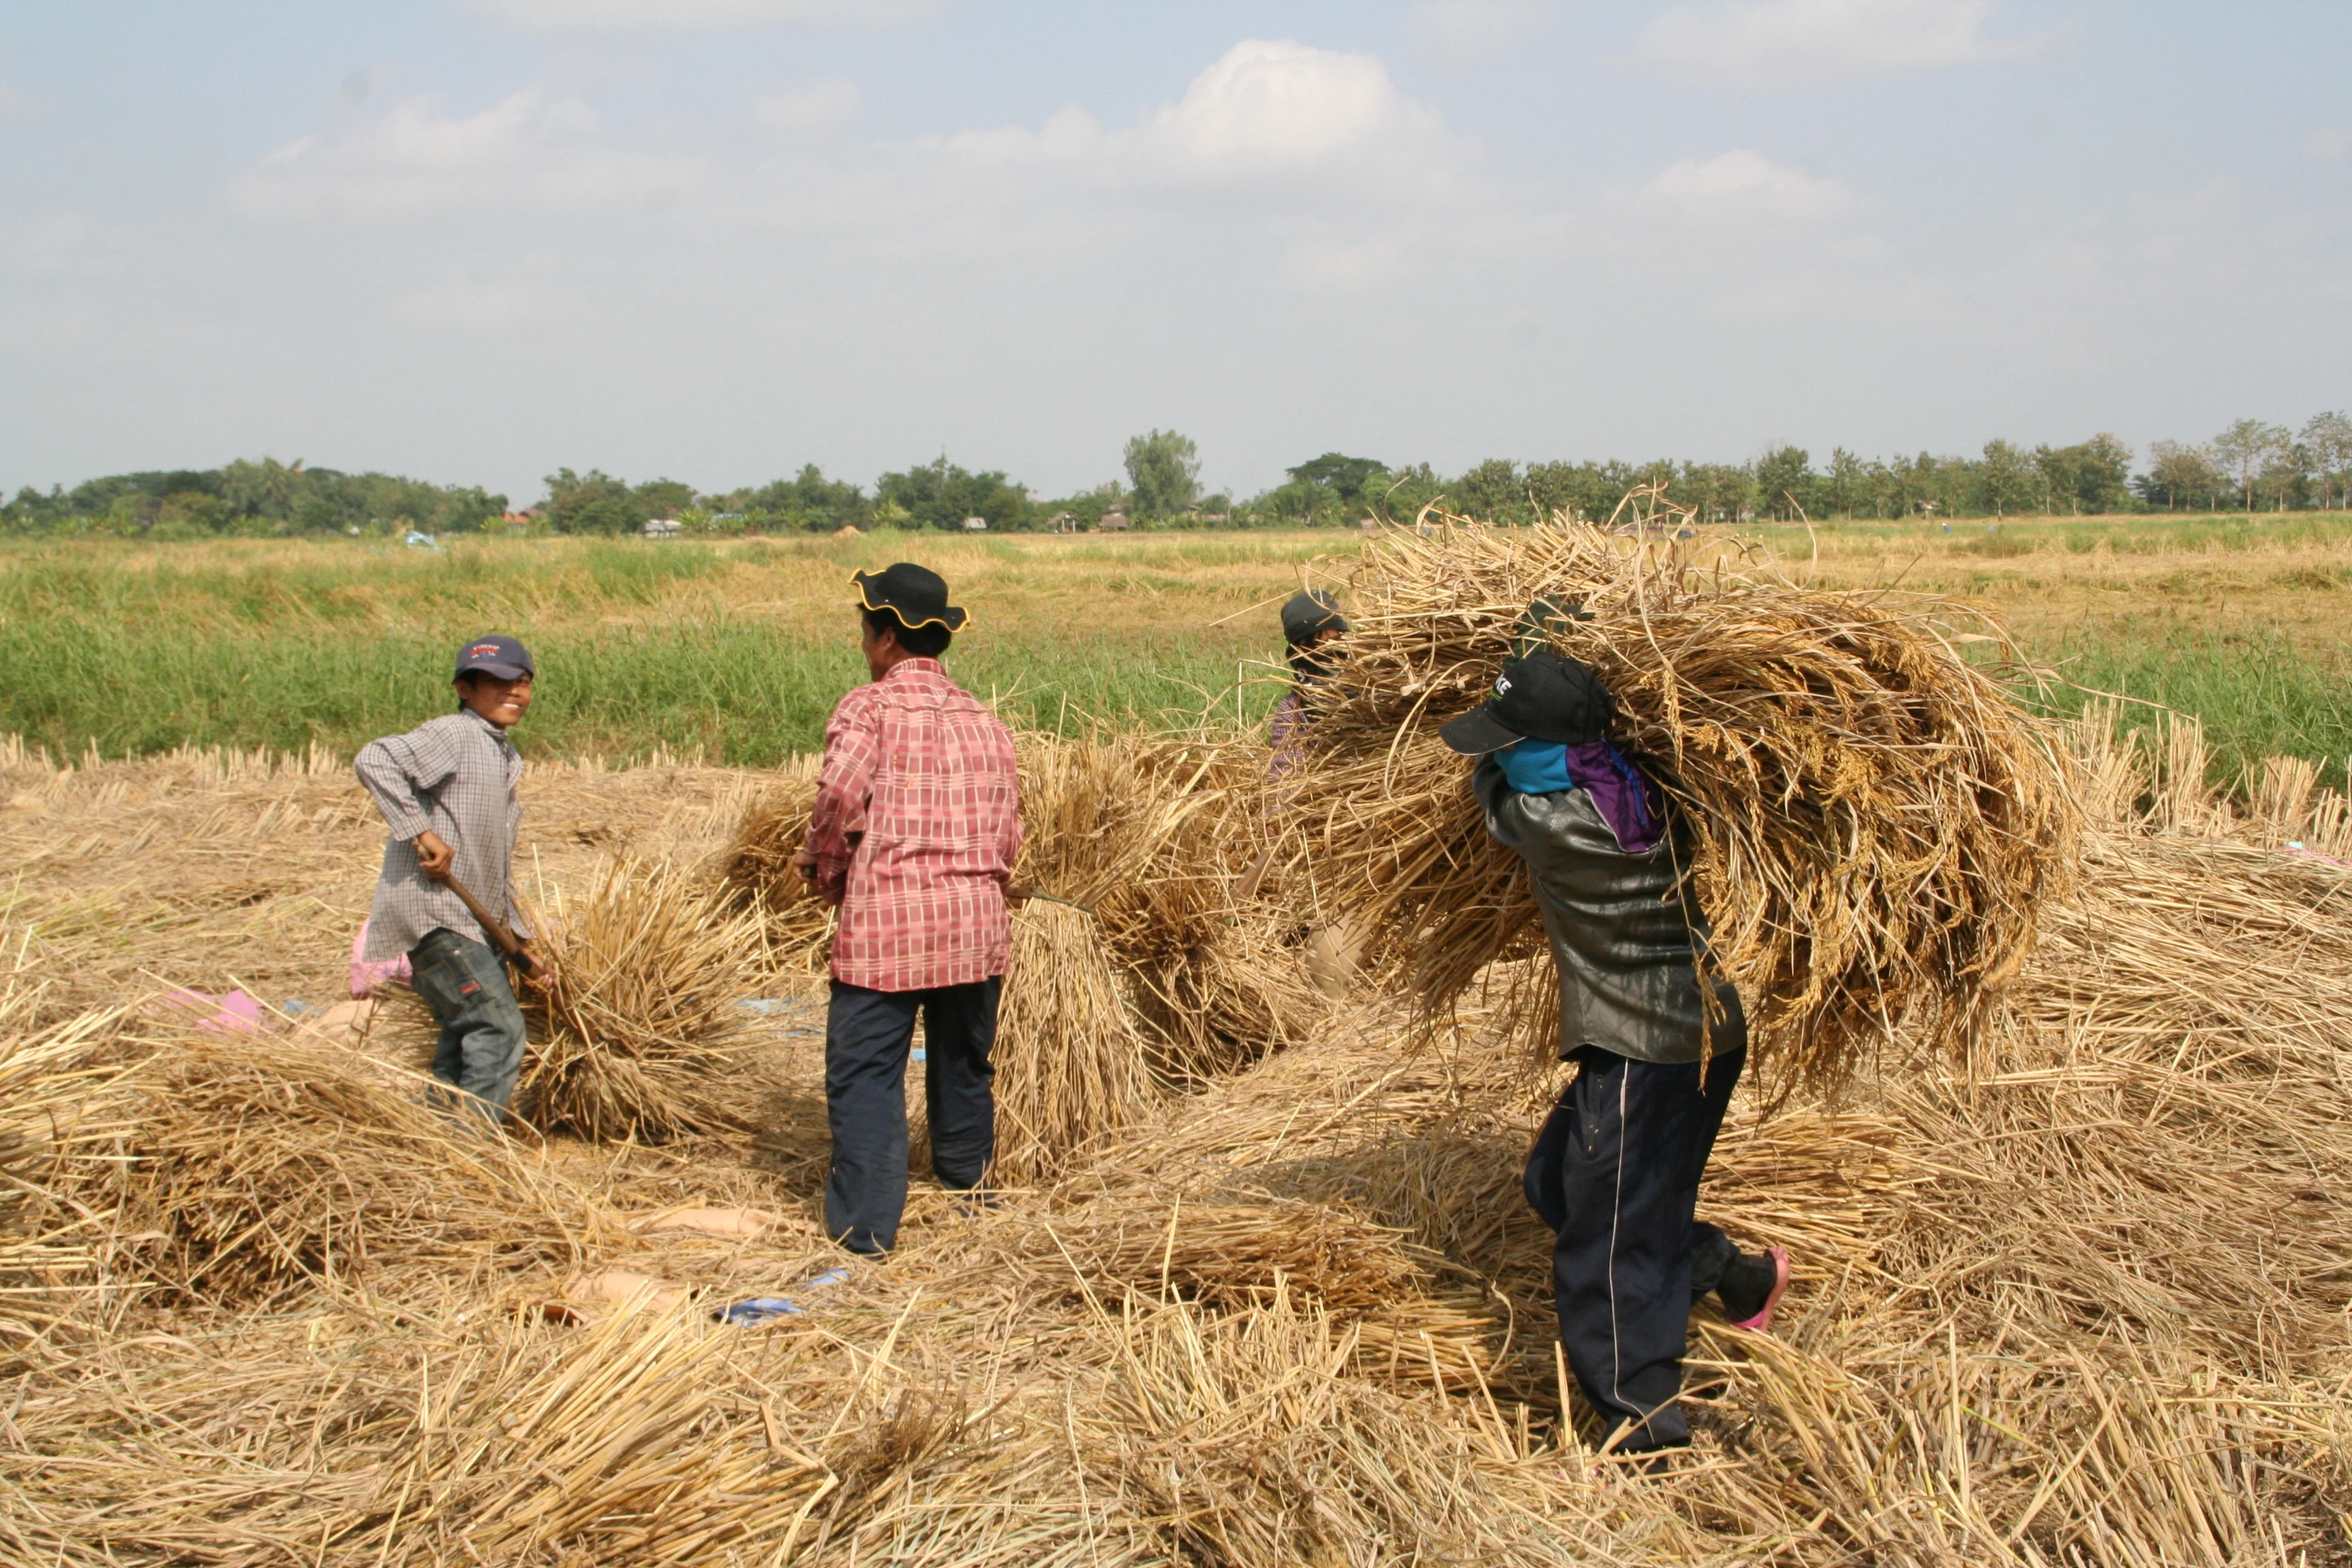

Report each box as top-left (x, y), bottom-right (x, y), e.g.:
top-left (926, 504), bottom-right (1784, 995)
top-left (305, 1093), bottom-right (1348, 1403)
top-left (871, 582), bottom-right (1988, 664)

top-left (1, 1), bottom-right (2345, 504)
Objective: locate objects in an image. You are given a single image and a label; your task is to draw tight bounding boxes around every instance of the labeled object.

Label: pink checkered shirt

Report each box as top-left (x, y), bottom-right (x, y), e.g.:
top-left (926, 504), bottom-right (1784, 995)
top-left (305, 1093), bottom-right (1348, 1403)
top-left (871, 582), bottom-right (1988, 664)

top-left (806, 658), bottom-right (1023, 992)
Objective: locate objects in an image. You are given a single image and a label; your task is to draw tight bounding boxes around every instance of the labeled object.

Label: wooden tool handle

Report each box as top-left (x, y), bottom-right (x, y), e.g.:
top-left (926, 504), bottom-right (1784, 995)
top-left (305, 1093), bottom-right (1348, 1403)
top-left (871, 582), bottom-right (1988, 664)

top-left (441, 869), bottom-right (540, 976)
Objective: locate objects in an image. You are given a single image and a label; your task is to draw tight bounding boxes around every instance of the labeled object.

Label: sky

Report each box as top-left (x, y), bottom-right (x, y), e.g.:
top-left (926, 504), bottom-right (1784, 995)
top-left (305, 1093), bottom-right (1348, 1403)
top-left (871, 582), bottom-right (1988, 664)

top-left (1, 0), bottom-right (2347, 506)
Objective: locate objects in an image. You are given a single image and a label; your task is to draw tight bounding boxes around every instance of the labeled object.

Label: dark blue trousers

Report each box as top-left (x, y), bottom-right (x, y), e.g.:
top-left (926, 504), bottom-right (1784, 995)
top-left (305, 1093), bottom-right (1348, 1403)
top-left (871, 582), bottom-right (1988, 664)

top-left (824, 977), bottom-right (1000, 1255)
top-left (408, 928), bottom-right (528, 1127)
top-left (1524, 1046), bottom-right (1744, 1452)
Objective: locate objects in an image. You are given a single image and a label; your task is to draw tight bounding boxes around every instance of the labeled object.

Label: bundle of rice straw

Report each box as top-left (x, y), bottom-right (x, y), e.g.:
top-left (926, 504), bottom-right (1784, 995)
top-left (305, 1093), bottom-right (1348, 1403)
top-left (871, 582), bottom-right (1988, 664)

top-left (1009, 732), bottom-right (1307, 1083)
top-left (521, 856), bottom-right (764, 1141)
top-left (987, 898), bottom-right (1158, 1185)
top-left (1282, 513), bottom-right (2076, 1092)
top-left (714, 756), bottom-right (834, 975)
top-left (105, 1026), bottom-right (603, 1305)
top-left (0, 995), bottom-right (127, 1286)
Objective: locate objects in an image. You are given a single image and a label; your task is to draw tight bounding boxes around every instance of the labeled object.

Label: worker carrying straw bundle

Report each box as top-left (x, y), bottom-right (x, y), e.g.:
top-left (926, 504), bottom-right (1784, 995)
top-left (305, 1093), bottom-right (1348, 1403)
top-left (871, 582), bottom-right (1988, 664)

top-left (1439, 644), bottom-right (1788, 1458)
top-left (793, 563), bottom-right (1023, 1256)
top-left (354, 634), bottom-right (549, 1128)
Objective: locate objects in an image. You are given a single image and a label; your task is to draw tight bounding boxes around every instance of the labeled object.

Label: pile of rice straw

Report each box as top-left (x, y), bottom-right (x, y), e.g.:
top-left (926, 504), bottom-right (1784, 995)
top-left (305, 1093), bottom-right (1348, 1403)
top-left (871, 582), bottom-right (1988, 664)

top-left (518, 856), bottom-right (764, 1141)
top-left (1021, 734), bottom-right (1316, 1081)
top-left (985, 897), bottom-right (1157, 1185)
top-left (5, 718), bottom-right (2352, 1565)
top-left (1279, 515), bottom-right (2078, 1090)
top-left (715, 755), bottom-right (835, 975)
top-left (97, 1024), bottom-right (605, 1304)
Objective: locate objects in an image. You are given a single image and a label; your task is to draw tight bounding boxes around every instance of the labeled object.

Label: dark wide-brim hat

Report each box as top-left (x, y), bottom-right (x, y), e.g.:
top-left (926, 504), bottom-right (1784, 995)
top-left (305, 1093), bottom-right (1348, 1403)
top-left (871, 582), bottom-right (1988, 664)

top-left (1439, 651), bottom-right (1615, 755)
top-left (852, 562), bottom-right (969, 633)
top-left (1280, 589), bottom-right (1348, 648)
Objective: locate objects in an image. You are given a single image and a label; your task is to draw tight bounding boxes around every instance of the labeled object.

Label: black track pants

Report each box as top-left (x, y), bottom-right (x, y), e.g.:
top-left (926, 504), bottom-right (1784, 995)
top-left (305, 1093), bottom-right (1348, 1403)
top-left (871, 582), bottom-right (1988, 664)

top-left (824, 977), bottom-right (1000, 1255)
top-left (1522, 1046), bottom-right (1744, 1452)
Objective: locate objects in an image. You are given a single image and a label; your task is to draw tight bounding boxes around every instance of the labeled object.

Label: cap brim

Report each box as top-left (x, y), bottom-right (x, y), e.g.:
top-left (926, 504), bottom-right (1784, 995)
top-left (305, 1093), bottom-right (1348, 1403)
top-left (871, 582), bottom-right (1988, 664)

top-left (459, 661), bottom-right (532, 681)
top-left (1437, 704), bottom-right (1524, 756)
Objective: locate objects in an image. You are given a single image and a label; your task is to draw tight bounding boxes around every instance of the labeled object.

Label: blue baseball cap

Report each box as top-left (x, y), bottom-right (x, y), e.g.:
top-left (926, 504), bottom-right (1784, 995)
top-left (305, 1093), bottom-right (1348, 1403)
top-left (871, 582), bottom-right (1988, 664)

top-left (454, 634), bottom-right (534, 682)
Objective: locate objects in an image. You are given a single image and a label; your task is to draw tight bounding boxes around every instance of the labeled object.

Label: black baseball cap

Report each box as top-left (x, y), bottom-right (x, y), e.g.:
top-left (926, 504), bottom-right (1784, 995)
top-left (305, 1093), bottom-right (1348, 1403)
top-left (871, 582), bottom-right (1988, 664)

top-left (1438, 652), bottom-right (1615, 755)
top-left (852, 562), bottom-right (969, 632)
top-left (454, 634), bottom-right (534, 681)
top-left (1280, 589), bottom-right (1349, 648)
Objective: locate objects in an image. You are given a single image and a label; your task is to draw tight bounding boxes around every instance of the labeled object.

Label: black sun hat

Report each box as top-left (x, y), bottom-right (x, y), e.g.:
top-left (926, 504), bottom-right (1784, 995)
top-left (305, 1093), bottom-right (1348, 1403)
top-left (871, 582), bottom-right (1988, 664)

top-left (851, 562), bottom-right (969, 632)
top-left (1437, 651), bottom-right (1616, 755)
top-left (1279, 589), bottom-right (1349, 648)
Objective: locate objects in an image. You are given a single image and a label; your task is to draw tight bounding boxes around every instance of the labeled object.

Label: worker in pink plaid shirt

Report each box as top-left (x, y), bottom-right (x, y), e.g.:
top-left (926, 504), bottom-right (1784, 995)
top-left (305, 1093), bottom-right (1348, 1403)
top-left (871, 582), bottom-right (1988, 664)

top-left (794, 562), bottom-right (1023, 1254)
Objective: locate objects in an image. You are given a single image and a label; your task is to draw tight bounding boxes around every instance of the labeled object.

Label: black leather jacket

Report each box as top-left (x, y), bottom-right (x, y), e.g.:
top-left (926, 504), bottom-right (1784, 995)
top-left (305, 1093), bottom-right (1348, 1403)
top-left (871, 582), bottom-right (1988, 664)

top-left (1473, 755), bottom-right (1746, 1064)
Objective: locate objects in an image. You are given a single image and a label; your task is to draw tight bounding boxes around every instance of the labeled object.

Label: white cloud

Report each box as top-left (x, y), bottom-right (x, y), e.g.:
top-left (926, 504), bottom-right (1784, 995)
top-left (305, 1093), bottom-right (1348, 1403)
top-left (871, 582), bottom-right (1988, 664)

top-left (468, 0), bottom-right (941, 33)
top-left (1407, 0), bottom-right (1564, 65)
top-left (936, 39), bottom-right (1461, 200)
top-left (232, 90), bottom-right (699, 222)
top-left (1647, 149), bottom-right (1853, 219)
top-left (754, 81), bottom-right (860, 133)
top-left (1637, 0), bottom-right (2044, 86)
top-left (2308, 129), bottom-right (2349, 163)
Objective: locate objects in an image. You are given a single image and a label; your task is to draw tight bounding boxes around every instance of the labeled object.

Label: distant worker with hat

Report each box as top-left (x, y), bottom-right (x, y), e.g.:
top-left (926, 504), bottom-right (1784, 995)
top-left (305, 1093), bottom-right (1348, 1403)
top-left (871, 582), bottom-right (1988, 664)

top-left (1439, 631), bottom-right (1789, 1460)
top-left (1258, 589), bottom-right (1366, 994)
top-left (355, 634), bottom-right (546, 1126)
top-left (1268, 589), bottom-right (1349, 769)
top-left (794, 564), bottom-right (1023, 1255)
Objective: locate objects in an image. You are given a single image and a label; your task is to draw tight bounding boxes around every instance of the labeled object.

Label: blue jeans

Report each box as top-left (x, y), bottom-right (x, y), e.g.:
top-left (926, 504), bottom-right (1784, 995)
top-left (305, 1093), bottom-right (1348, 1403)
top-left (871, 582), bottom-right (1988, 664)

top-left (824, 978), bottom-right (1000, 1255)
top-left (408, 928), bottom-right (527, 1126)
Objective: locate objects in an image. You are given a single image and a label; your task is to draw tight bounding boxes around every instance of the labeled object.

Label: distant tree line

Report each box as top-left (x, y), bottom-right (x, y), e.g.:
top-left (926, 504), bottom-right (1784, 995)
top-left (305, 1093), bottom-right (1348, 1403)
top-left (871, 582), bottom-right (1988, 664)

top-left (0, 457), bottom-right (508, 538)
top-left (8, 412), bottom-right (2349, 539)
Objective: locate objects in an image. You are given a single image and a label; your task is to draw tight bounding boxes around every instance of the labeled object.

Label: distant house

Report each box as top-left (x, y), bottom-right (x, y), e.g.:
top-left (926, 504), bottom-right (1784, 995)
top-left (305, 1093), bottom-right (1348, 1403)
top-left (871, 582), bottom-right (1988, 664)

top-left (1096, 509), bottom-right (1131, 532)
top-left (1046, 510), bottom-right (1079, 534)
top-left (962, 515), bottom-right (988, 532)
top-left (1358, 517), bottom-right (1379, 534)
top-left (644, 518), bottom-right (683, 538)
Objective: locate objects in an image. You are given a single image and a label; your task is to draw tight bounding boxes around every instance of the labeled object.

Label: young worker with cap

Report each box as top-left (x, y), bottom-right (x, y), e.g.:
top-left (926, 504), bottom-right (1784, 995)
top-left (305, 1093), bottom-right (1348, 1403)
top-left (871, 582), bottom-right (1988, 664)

top-left (355, 635), bottom-right (544, 1126)
top-left (792, 564), bottom-right (1023, 1256)
top-left (1439, 642), bottom-right (1790, 1458)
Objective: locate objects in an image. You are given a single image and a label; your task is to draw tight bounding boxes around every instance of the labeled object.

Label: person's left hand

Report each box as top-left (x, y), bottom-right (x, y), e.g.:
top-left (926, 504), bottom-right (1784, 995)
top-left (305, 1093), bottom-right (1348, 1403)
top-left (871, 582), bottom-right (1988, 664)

top-left (519, 944), bottom-right (554, 992)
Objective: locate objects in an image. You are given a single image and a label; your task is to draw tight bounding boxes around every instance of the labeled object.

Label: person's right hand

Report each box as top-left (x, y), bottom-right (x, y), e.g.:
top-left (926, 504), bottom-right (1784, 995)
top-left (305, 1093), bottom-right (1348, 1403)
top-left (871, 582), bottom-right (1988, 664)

top-left (413, 830), bottom-right (455, 881)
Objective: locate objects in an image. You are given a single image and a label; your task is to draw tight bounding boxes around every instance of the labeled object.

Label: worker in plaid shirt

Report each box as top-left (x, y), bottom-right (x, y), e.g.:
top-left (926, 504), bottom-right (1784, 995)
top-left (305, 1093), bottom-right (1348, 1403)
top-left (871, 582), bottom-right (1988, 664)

top-left (794, 563), bottom-right (1023, 1254)
top-left (355, 634), bottom-right (546, 1128)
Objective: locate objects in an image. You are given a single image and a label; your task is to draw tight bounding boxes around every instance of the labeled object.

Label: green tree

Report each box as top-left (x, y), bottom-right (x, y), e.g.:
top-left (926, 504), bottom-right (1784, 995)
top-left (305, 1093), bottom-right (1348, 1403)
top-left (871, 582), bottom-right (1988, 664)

top-left (542, 469), bottom-right (644, 535)
top-left (1269, 453), bottom-right (1388, 525)
top-left (1826, 448), bottom-right (1865, 518)
top-left (2211, 419), bottom-right (2290, 514)
top-left (726, 465), bottom-right (868, 532)
top-left (1752, 446), bottom-right (1816, 521)
top-left (2073, 434), bottom-right (2134, 514)
top-left (1976, 440), bottom-right (2036, 517)
top-left (875, 456), bottom-right (1030, 531)
top-left (1454, 459), bottom-right (1528, 522)
top-left (2299, 412), bottom-right (2352, 510)
top-left (633, 478), bottom-right (696, 521)
top-left (2137, 442), bottom-right (2220, 511)
top-left (1680, 463), bottom-right (1754, 523)
top-left (1122, 429), bottom-right (1200, 521)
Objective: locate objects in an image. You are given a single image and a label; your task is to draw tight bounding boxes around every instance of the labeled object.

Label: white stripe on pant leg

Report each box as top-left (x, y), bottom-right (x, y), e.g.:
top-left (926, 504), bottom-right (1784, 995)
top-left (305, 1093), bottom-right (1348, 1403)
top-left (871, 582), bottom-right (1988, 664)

top-left (1606, 1063), bottom-right (1629, 1433)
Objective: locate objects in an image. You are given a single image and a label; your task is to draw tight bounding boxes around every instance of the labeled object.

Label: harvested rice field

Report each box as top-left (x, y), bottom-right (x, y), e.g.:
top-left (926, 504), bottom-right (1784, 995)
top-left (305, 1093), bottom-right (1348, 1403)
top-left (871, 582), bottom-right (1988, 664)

top-left (4, 517), bottom-right (2352, 1565)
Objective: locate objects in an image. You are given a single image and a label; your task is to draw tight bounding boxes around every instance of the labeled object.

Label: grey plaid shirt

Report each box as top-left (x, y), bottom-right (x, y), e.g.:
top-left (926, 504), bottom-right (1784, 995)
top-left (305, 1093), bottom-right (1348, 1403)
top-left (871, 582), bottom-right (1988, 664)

top-left (356, 709), bottom-right (529, 961)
